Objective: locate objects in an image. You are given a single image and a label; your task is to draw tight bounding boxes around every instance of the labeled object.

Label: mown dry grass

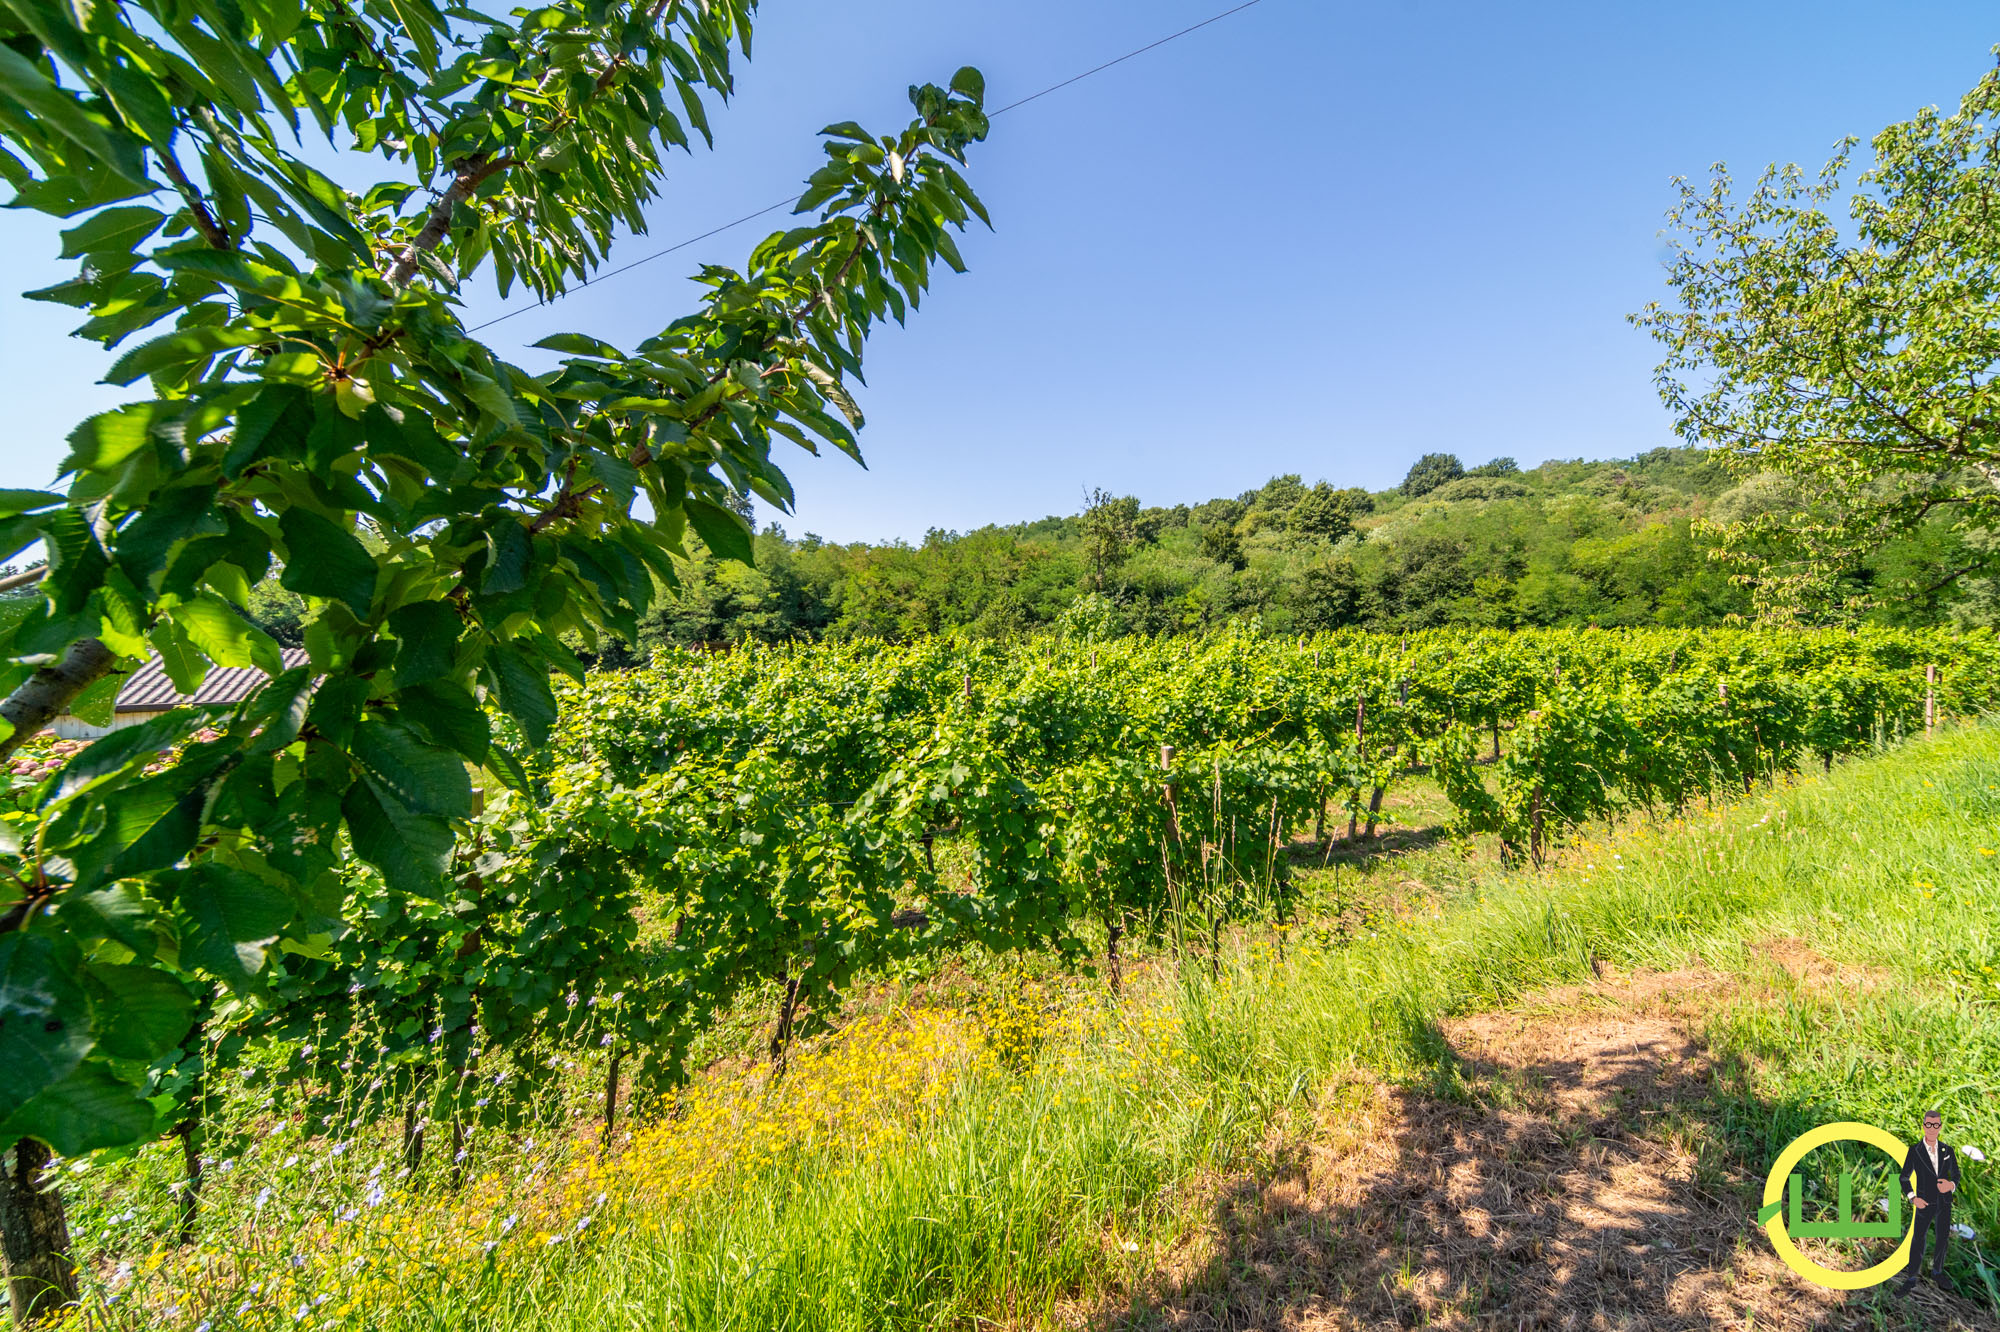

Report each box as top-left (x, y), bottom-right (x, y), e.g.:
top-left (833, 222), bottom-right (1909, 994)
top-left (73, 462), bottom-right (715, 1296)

top-left (1087, 971), bottom-right (1995, 1331)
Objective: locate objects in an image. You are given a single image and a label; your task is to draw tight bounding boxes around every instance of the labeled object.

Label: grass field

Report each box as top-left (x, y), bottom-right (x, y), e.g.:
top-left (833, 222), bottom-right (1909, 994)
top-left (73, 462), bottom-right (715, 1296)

top-left (72, 723), bottom-right (2000, 1330)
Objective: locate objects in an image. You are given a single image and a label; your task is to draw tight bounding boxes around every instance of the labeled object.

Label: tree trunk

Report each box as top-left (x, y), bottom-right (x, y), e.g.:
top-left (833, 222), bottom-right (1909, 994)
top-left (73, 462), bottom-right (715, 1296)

top-left (1363, 785), bottom-right (1386, 839)
top-left (0, 1140), bottom-right (78, 1325)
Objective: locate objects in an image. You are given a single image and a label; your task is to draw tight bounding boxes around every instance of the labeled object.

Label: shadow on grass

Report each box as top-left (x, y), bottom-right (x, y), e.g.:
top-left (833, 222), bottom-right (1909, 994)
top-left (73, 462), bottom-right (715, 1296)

top-left (1288, 825), bottom-right (1455, 872)
top-left (1092, 1005), bottom-right (1991, 1331)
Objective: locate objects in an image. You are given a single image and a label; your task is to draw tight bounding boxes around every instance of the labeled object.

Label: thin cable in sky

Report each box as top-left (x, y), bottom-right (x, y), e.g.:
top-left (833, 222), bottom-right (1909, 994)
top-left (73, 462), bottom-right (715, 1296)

top-left (465, 0), bottom-right (1265, 334)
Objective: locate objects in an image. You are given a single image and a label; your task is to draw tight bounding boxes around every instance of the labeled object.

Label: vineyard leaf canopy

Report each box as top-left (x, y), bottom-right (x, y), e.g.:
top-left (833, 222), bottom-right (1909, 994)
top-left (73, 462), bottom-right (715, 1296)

top-left (0, 0), bottom-right (995, 1156)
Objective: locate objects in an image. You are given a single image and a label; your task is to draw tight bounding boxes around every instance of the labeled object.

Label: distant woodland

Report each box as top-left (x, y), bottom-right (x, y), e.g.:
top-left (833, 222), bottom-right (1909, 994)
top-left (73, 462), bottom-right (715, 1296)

top-left (601, 448), bottom-right (2000, 649)
top-left (148, 447), bottom-right (1993, 655)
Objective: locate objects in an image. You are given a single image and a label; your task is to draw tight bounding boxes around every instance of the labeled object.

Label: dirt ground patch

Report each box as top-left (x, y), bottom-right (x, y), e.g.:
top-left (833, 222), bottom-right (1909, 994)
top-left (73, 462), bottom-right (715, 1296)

top-left (1087, 973), bottom-right (1995, 1331)
top-left (1747, 937), bottom-right (1892, 995)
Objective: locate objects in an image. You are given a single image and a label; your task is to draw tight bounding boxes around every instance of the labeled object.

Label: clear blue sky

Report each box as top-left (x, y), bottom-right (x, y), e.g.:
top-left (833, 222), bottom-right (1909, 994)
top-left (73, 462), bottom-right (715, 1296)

top-left (3, 1), bottom-right (1995, 543)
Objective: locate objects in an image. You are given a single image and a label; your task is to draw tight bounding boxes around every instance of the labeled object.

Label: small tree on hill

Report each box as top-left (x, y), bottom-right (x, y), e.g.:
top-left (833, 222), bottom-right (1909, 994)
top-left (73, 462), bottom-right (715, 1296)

top-left (1288, 482), bottom-right (1371, 544)
top-left (1080, 489), bottom-right (1139, 592)
top-left (1400, 453), bottom-right (1464, 497)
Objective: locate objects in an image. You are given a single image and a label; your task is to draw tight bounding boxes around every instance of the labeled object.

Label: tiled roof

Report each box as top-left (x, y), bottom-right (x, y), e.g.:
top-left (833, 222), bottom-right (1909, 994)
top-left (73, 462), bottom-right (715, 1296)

top-left (115, 649), bottom-right (311, 712)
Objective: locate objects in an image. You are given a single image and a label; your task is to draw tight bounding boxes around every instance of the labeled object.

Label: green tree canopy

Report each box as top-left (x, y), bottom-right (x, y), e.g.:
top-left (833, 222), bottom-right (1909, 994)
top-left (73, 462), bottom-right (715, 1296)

top-left (1636, 57), bottom-right (2000, 617)
top-left (1287, 482), bottom-right (1371, 543)
top-left (0, 0), bottom-right (994, 1189)
top-left (1400, 452), bottom-right (1464, 498)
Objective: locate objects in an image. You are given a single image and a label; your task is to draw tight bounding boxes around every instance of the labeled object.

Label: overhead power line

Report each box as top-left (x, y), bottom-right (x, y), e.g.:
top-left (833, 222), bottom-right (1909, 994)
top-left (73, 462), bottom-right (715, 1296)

top-left (465, 0), bottom-right (1265, 335)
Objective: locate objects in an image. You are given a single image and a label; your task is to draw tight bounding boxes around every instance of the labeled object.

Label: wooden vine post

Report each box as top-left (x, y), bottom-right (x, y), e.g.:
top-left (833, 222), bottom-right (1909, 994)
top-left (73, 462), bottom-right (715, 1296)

top-left (1160, 744), bottom-right (1182, 958)
top-left (1347, 697), bottom-right (1366, 841)
top-left (601, 1046), bottom-right (625, 1154)
top-left (1529, 784), bottom-right (1546, 868)
top-left (1925, 663), bottom-right (1936, 736)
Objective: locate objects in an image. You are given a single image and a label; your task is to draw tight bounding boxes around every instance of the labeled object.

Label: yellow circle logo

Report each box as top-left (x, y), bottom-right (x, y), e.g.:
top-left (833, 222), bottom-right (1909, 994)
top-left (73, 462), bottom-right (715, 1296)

top-left (1760, 1121), bottom-right (1912, 1289)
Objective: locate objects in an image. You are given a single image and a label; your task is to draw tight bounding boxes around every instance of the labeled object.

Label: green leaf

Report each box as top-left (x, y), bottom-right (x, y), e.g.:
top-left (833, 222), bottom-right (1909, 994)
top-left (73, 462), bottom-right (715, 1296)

top-left (0, 43), bottom-right (151, 188)
top-left (532, 332), bottom-right (621, 358)
top-left (115, 482), bottom-right (225, 582)
top-left (56, 885), bottom-right (170, 961)
top-left (685, 496), bottom-right (754, 565)
top-left (949, 67), bottom-right (985, 102)
top-left (0, 514), bottom-right (42, 567)
top-left (0, 1063), bottom-right (158, 1155)
top-left (224, 382), bottom-right (313, 474)
top-left (0, 490), bottom-right (65, 517)
top-left (387, 601), bottom-right (463, 688)
top-left (0, 934), bottom-right (91, 1121)
top-left (174, 592), bottom-right (282, 675)
top-left (64, 401), bottom-right (173, 472)
top-left (342, 779), bottom-right (454, 897)
top-left (350, 720), bottom-right (472, 820)
top-left (167, 863), bottom-right (293, 990)
top-left (481, 519), bottom-right (529, 595)
top-left (397, 681), bottom-right (489, 763)
top-left (67, 667), bottom-right (130, 728)
top-left (105, 326), bottom-right (266, 387)
top-left (58, 205), bottom-right (165, 258)
top-left (488, 643), bottom-right (556, 747)
top-left (71, 766), bottom-right (217, 890)
top-left (83, 965), bottom-right (194, 1062)
top-left (459, 368), bottom-right (519, 424)
top-left (278, 509), bottom-right (377, 612)
top-left (149, 617), bottom-right (208, 694)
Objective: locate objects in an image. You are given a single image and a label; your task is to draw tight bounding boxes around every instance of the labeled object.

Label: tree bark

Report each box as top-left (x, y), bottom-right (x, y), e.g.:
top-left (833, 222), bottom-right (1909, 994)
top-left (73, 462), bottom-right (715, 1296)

top-left (387, 156), bottom-right (517, 287)
top-left (0, 638), bottom-right (117, 766)
top-left (0, 1140), bottom-right (78, 1326)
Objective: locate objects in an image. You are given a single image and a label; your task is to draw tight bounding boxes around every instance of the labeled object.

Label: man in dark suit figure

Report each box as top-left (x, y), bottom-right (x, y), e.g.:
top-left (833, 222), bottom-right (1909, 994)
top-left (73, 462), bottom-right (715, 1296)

top-left (1897, 1109), bottom-right (1959, 1294)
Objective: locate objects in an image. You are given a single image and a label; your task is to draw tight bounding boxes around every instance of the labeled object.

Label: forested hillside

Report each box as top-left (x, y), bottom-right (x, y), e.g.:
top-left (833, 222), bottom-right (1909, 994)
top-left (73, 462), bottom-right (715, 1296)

top-left (610, 447), bottom-right (1997, 649)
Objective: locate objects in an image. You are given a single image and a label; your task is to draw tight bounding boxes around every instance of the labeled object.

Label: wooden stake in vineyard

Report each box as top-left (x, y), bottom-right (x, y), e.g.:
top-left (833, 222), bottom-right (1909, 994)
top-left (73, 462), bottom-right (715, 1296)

top-left (1926, 663), bottom-right (1937, 735)
top-left (601, 1047), bottom-right (625, 1153)
top-left (1348, 698), bottom-right (1366, 841)
top-left (1160, 745), bottom-right (1183, 958)
top-left (1529, 784), bottom-right (1546, 868)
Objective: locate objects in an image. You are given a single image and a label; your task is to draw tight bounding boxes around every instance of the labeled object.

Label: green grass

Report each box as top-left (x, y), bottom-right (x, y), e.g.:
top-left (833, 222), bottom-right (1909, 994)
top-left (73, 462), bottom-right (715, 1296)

top-left (81, 724), bottom-right (2000, 1330)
